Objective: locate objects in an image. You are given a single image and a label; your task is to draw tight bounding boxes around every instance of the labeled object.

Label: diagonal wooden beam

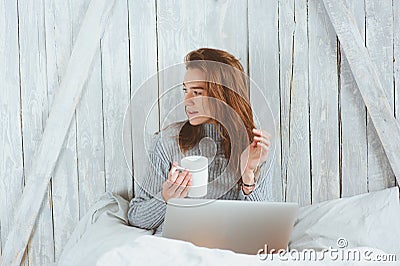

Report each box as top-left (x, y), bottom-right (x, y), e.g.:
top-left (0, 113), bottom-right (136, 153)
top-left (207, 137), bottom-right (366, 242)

top-left (322, 0), bottom-right (400, 186)
top-left (1, 0), bottom-right (116, 264)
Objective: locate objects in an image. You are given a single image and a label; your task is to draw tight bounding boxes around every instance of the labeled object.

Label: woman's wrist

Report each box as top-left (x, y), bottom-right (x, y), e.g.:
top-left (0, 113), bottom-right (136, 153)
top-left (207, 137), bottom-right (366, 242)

top-left (241, 184), bottom-right (254, 195)
top-left (242, 168), bottom-right (255, 183)
top-left (241, 168), bottom-right (255, 195)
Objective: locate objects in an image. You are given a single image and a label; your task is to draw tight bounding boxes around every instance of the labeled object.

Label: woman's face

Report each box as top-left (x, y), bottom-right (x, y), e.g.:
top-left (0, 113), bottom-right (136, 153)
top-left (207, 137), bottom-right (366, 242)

top-left (183, 68), bottom-right (211, 126)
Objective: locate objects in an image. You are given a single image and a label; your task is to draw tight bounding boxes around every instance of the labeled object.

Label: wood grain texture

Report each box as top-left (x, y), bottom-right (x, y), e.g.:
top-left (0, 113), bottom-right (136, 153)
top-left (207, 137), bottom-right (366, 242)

top-left (74, 0), bottom-right (107, 220)
top-left (322, 0), bottom-right (400, 186)
top-left (76, 46), bottom-right (106, 218)
top-left (340, 0), bottom-right (368, 197)
top-left (278, 0), bottom-right (311, 206)
top-left (17, 0), bottom-right (55, 264)
top-left (394, 0), bottom-right (400, 130)
top-left (44, 0), bottom-right (80, 262)
top-left (128, 0), bottom-right (159, 198)
top-left (249, 0), bottom-right (283, 202)
top-left (157, 0), bottom-right (248, 125)
top-left (101, 0), bottom-right (132, 200)
top-left (365, 0), bottom-right (395, 191)
top-left (309, 0), bottom-right (340, 203)
top-left (278, 0), bottom-right (295, 203)
top-left (0, 0), bottom-right (25, 262)
top-left (1, 1), bottom-right (116, 264)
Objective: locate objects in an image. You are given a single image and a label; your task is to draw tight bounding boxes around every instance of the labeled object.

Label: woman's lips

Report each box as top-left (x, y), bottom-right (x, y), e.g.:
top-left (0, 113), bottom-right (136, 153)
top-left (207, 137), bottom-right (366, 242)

top-left (186, 110), bottom-right (199, 117)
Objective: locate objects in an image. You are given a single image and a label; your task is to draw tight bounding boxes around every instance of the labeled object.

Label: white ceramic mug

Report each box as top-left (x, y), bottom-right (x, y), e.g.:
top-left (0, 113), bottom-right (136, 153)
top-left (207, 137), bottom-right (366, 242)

top-left (180, 155), bottom-right (208, 197)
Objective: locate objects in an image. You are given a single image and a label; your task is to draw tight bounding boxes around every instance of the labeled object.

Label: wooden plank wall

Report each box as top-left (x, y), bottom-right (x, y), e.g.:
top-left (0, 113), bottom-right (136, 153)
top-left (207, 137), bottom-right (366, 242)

top-left (278, 0), bottom-right (311, 205)
top-left (249, 0), bottom-right (282, 202)
top-left (365, 0), bottom-right (396, 191)
top-left (0, 0), bottom-right (399, 264)
top-left (0, 0), bottom-right (26, 263)
top-left (46, 0), bottom-right (80, 262)
top-left (18, 0), bottom-right (53, 264)
top-left (340, 0), bottom-right (368, 197)
top-left (396, 0), bottom-right (400, 141)
top-left (309, 0), bottom-right (340, 203)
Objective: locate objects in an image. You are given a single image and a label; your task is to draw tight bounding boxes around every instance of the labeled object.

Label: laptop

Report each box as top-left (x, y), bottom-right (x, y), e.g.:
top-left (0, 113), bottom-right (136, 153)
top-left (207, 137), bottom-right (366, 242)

top-left (162, 198), bottom-right (299, 255)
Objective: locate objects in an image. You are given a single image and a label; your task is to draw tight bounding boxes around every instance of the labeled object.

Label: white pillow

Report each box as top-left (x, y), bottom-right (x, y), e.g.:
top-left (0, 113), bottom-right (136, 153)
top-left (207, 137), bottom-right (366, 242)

top-left (289, 187), bottom-right (400, 257)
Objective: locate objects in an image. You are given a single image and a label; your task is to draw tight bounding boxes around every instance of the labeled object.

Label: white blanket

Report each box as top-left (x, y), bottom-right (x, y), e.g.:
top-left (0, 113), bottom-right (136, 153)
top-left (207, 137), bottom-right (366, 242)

top-left (59, 191), bottom-right (398, 265)
top-left (58, 192), bottom-right (152, 265)
top-left (96, 235), bottom-right (394, 266)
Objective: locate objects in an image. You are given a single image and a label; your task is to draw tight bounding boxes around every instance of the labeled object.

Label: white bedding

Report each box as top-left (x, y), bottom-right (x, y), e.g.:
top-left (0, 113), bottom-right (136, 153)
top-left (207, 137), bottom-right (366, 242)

top-left (58, 189), bottom-right (400, 265)
top-left (96, 235), bottom-right (394, 266)
top-left (58, 192), bottom-right (152, 265)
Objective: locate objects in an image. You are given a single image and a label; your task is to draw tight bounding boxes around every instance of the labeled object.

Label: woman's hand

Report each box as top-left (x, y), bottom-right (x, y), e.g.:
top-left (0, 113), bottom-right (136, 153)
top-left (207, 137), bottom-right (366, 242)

top-left (240, 128), bottom-right (271, 179)
top-left (161, 162), bottom-right (192, 202)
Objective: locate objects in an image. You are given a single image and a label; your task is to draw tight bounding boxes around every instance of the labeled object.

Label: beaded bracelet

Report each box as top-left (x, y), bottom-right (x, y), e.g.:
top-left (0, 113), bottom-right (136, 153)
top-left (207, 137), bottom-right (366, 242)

top-left (242, 182), bottom-right (256, 188)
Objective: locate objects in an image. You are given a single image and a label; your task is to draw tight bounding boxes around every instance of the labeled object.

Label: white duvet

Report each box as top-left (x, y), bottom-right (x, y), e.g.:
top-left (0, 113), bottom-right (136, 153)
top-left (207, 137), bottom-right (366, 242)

top-left (58, 189), bottom-right (400, 265)
top-left (96, 235), bottom-right (393, 266)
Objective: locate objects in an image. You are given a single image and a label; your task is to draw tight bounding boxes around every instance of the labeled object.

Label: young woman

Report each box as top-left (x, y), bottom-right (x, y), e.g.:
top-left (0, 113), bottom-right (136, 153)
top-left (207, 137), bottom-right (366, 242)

top-left (128, 48), bottom-right (272, 235)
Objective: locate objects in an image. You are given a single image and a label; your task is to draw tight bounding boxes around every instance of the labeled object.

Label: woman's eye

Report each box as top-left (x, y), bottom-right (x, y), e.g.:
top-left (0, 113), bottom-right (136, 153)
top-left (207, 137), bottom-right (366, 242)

top-left (182, 87), bottom-right (202, 96)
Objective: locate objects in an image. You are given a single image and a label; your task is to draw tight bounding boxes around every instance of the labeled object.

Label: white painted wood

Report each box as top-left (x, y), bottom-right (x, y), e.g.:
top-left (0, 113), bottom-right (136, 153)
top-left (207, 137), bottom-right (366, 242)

top-left (70, 0), bottom-right (104, 215)
top-left (70, 0), bottom-right (91, 43)
top-left (394, 0), bottom-right (400, 136)
top-left (157, 0), bottom-right (248, 125)
top-left (249, 0), bottom-right (283, 202)
top-left (0, 0), bottom-right (25, 263)
top-left (17, 0), bottom-right (54, 264)
top-left (322, 0), bottom-right (400, 186)
top-left (365, 0), bottom-right (395, 191)
top-left (1, 1), bottom-right (116, 264)
top-left (340, 0), bottom-right (368, 197)
top-left (395, 0), bottom-right (400, 184)
top-left (101, 0), bottom-right (132, 200)
top-left (309, 0), bottom-right (340, 203)
top-left (44, 0), bottom-right (80, 262)
top-left (278, 0), bottom-right (295, 204)
top-left (128, 0), bottom-right (159, 197)
top-left (76, 47), bottom-right (106, 218)
top-left (278, 0), bottom-right (311, 206)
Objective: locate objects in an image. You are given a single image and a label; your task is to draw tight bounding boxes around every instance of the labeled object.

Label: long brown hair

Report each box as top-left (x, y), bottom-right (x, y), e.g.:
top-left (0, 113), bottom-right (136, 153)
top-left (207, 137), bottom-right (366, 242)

top-left (179, 48), bottom-right (257, 180)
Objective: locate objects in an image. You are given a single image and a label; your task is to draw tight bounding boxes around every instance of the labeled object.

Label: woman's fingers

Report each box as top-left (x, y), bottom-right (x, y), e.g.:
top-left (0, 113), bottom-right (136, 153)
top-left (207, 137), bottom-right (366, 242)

top-left (180, 180), bottom-right (192, 198)
top-left (252, 129), bottom-right (271, 149)
top-left (162, 181), bottom-right (174, 201)
top-left (257, 142), bottom-right (270, 154)
top-left (163, 162), bottom-right (194, 201)
top-left (163, 170), bottom-right (192, 201)
top-left (171, 170), bottom-right (190, 192)
top-left (239, 130), bottom-right (272, 179)
top-left (168, 162), bottom-right (177, 181)
top-left (253, 131), bottom-right (271, 141)
top-left (169, 169), bottom-right (178, 183)
top-left (245, 130), bottom-right (271, 169)
top-left (253, 136), bottom-right (271, 147)
top-left (252, 128), bottom-right (272, 139)
top-left (169, 162), bottom-right (186, 183)
top-left (174, 173), bottom-right (192, 197)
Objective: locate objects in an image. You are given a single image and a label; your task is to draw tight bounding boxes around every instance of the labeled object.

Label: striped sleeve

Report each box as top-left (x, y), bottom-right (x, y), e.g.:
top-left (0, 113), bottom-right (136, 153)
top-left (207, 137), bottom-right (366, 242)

top-left (127, 138), bottom-right (170, 230)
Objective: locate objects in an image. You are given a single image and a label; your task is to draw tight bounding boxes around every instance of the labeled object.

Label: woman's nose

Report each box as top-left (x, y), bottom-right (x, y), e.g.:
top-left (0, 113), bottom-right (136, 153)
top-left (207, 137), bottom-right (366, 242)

top-left (184, 92), bottom-right (195, 105)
